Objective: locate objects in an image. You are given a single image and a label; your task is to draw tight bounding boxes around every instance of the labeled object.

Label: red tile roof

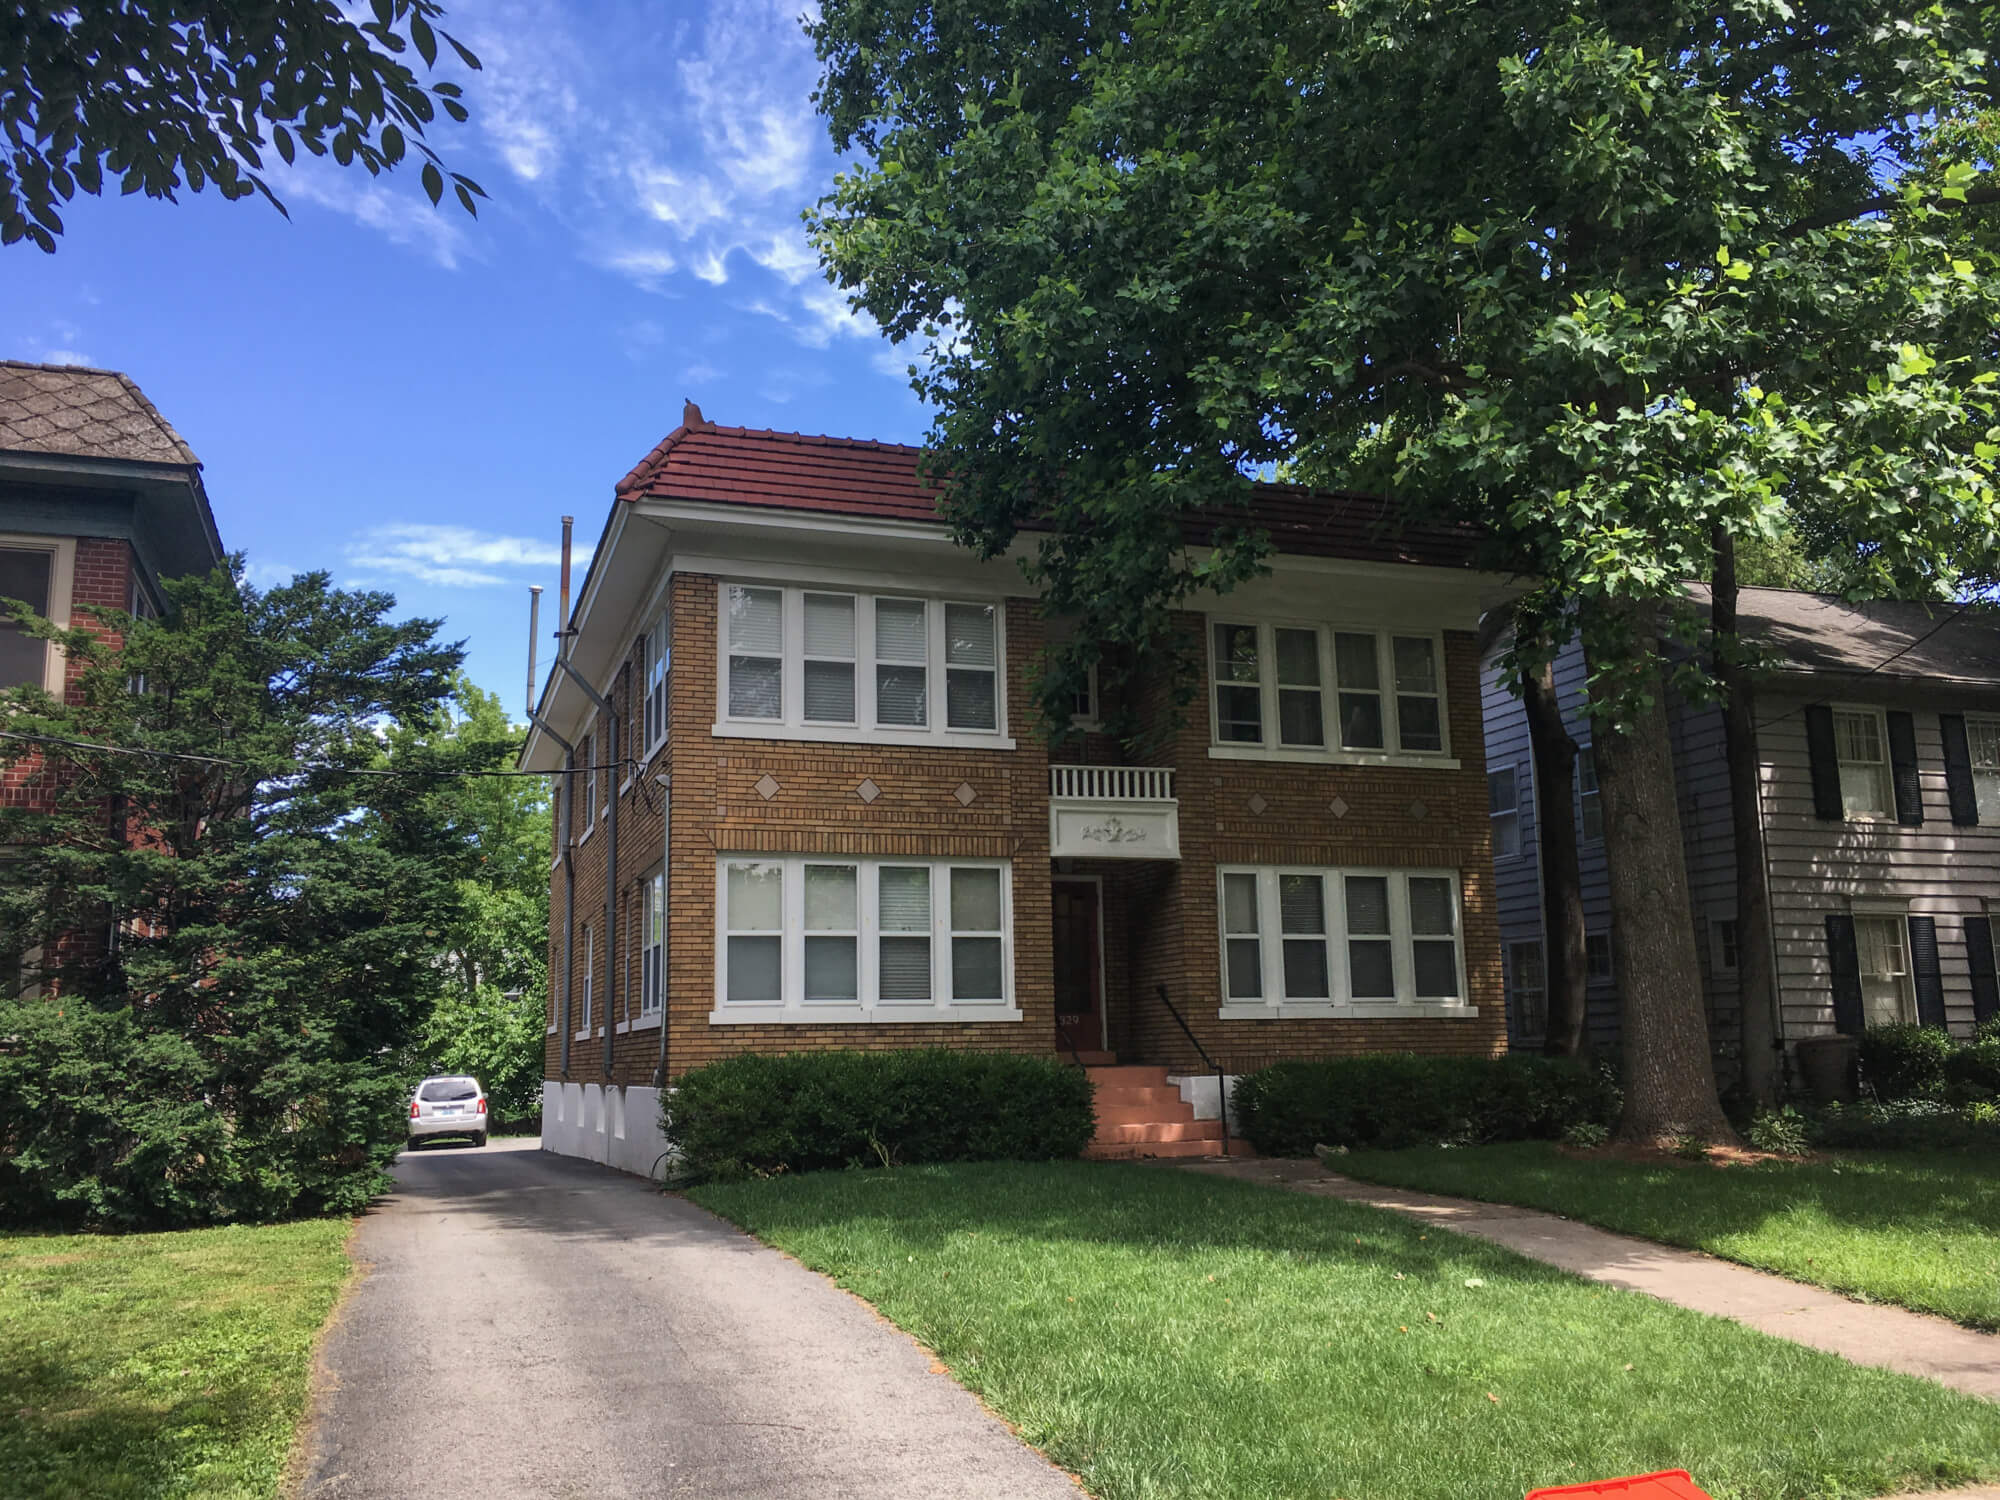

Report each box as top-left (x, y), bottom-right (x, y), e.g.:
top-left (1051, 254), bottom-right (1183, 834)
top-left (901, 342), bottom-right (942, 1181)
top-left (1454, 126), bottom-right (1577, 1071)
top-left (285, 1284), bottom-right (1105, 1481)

top-left (617, 421), bottom-right (1483, 569)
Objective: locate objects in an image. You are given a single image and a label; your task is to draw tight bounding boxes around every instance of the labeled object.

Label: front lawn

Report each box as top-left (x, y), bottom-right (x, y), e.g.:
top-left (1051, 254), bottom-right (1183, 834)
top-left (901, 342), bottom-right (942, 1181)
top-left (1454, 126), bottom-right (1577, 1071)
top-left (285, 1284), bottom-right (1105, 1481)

top-left (691, 1161), bottom-right (2000, 1500)
top-left (1332, 1143), bottom-right (2000, 1330)
top-left (0, 1218), bottom-right (354, 1500)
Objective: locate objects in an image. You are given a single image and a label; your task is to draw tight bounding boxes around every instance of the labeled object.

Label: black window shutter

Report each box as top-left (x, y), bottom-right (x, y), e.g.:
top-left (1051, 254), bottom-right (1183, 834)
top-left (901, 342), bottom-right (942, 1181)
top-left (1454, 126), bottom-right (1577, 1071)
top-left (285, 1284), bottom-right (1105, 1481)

top-left (1907, 916), bottom-right (1946, 1028)
top-left (1941, 713), bottom-right (1979, 826)
top-left (1805, 705), bottom-right (1842, 820)
top-left (1825, 914), bottom-right (1864, 1035)
top-left (1967, 917), bottom-right (2000, 1027)
top-left (1887, 711), bottom-right (1923, 827)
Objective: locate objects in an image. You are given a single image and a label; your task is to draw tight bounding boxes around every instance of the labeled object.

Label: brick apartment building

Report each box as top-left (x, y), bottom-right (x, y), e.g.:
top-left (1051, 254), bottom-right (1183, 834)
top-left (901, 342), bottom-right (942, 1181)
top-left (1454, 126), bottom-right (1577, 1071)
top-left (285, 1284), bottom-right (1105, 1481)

top-left (0, 361), bottom-right (226, 995)
top-left (521, 411), bottom-right (1515, 1174)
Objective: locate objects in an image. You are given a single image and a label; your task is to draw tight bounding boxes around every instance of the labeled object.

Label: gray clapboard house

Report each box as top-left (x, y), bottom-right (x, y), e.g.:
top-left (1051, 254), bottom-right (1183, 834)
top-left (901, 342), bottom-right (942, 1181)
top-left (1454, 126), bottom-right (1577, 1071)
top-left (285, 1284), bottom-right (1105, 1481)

top-left (1481, 585), bottom-right (2000, 1082)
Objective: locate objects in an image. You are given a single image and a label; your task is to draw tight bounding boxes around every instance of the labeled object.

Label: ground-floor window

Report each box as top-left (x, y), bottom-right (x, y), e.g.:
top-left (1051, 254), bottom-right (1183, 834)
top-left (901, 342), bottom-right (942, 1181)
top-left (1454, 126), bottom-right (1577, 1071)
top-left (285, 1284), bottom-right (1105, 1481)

top-left (1507, 940), bottom-right (1547, 1037)
top-left (713, 855), bottom-right (1017, 1023)
top-left (1218, 865), bottom-right (1469, 1016)
top-left (639, 870), bottom-right (665, 1017)
top-left (1855, 914), bottom-right (1915, 1027)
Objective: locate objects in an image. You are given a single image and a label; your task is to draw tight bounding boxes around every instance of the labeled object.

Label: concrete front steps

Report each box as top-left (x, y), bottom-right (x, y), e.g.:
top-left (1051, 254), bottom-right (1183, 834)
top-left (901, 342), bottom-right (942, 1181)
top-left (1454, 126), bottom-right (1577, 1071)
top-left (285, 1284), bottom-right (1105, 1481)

top-left (1082, 1065), bottom-right (1252, 1160)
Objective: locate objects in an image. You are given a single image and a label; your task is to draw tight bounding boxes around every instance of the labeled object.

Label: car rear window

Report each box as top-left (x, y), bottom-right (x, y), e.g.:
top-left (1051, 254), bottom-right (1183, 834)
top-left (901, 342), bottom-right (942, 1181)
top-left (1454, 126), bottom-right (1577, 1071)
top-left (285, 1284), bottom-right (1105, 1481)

top-left (419, 1079), bottom-right (479, 1102)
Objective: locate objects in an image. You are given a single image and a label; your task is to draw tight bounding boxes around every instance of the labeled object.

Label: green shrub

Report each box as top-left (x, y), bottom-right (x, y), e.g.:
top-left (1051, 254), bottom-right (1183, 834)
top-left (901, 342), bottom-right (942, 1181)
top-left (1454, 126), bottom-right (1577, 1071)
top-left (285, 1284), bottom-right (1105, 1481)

top-left (1671, 1132), bottom-right (1712, 1161)
top-left (1746, 1105), bottom-right (1811, 1157)
top-left (1810, 1097), bottom-right (2000, 1152)
top-left (662, 1049), bottom-right (1095, 1181)
top-left (1945, 1036), bottom-right (2000, 1101)
top-left (1858, 1023), bottom-right (1957, 1100)
top-left (1232, 1053), bottom-right (1619, 1157)
top-left (1562, 1121), bottom-right (1610, 1150)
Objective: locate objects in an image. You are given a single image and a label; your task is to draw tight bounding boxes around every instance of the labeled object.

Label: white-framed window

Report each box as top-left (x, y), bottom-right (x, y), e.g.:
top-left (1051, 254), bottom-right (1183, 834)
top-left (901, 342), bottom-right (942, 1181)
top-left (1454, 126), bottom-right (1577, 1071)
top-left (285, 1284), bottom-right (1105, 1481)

top-left (1489, 766), bottom-right (1522, 859)
top-left (1576, 745), bottom-right (1603, 844)
top-left (1217, 865), bottom-right (1470, 1015)
top-left (1207, 621), bottom-right (1450, 762)
top-left (1507, 940), bottom-right (1547, 1036)
top-left (717, 584), bottom-right (1009, 745)
top-left (1855, 913), bottom-right (1914, 1027)
top-left (639, 870), bottom-right (665, 1017)
top-left (642, 611), bottom-right (670, 754)
top-left (577, 731), bottom-right (597, 829)
top-left (1712, 917), bottom-right (1740, 973)
top-left (713, 856), bottom-right (1017, 1022)
top-left (1071, 662), bottom-right (1100, 726)
top-left (0, 538), bottom-right (72, 695)
top-left (1586, 932), bottom-right (1613, 984)
top-left (1832, 706), bottom-right (1892, 819)
top-left (578, 923), bottom-right (595, 1036)
top-left (1966, 714), bottom-right (2000, 822)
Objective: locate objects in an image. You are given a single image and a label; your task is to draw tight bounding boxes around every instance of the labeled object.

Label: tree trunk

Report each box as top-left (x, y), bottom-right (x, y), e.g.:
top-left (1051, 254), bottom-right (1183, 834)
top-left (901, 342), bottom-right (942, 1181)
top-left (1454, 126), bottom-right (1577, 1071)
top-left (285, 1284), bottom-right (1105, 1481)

top-left (1582, 595), bottom-right (1737, 1145)
top-left (1712, 528), bottom-right (1781, 1109)
top-left (1518, 637), bottom-right (1589, 1058)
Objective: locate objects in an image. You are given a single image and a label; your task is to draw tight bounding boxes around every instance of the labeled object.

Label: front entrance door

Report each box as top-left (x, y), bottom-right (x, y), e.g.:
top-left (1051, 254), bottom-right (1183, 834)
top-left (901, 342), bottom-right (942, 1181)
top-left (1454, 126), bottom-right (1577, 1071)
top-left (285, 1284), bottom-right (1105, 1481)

top-left (1052, 878), bottom-right (1105, 1053)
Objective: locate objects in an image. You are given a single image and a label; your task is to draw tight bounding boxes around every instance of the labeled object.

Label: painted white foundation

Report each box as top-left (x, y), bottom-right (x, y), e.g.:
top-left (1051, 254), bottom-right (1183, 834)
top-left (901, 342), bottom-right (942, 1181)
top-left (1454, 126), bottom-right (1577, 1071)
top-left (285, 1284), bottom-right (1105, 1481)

top-left (540, 1080), bottom-right (674, 1179)
top-left (1167, 1073), bottom-right (1244, 1133)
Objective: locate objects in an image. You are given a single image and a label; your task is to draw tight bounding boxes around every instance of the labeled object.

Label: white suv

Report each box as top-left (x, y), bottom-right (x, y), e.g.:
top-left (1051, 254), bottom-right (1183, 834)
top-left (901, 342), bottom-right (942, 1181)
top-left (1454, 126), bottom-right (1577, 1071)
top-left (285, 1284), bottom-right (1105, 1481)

top-left (407, 1076), bottom-right (488, 1150)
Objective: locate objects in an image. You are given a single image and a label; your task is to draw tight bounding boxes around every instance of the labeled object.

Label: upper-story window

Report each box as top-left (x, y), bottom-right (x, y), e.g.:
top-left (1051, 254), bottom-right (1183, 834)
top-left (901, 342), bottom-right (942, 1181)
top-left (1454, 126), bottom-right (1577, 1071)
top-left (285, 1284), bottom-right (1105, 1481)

top-left (1833, 707), bottom-right (1891, 819)
top-left (1575, 745), bottom-right (1603, 844)
top-left (642, 612), bottom-right (670, 754)
top-left (1489, 766), bottom-right (1522, 859)
top-left (718, 583), bottom-right (1008, 745)
top-left (1208, 620), bottom-right (1449, 762)
top-left (0, 546), bottom-right (54, 691)
top-left (1965, 714), bottom-right (2000, 822)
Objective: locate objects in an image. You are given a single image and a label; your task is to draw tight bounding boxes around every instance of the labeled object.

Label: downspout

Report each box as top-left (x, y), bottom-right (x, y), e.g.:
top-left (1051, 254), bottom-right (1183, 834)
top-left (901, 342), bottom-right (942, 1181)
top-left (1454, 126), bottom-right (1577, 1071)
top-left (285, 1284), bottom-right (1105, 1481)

top-left (524, 583), bottom-right (576, 1080)
top-left (654, 772), bottom-right (671, 1090)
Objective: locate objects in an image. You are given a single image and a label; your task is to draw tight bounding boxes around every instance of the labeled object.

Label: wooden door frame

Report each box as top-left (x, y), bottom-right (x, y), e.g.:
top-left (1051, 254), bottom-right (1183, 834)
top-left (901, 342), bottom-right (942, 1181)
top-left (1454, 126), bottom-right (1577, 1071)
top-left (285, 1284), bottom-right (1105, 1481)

top-left (1052, 873), bottom-right (1109, 1052)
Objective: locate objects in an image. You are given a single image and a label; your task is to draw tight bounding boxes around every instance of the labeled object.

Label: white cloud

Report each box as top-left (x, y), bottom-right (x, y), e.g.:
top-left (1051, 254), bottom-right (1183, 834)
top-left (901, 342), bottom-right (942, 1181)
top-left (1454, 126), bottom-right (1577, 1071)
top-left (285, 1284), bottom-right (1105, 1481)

top-left (348, 524), bottom-right (563, 588)
top-left (37, 347), bottom-right (95, 368)
top-left (276, 162), bottom-right (470, 269)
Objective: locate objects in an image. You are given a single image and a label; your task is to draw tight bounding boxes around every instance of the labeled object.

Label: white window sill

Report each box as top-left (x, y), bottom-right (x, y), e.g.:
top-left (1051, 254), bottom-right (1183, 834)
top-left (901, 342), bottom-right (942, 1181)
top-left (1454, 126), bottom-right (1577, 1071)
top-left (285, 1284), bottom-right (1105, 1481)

top-left (1217, 1002), bottom-right (1480, 1021)
top-left (619, 777), bottom-right (634, 797)
top-left (546, 1024), bottom-right (558, 1035)
top-left (573, 1029), bottom-right (594, 1041)
top-left (712, 722), bottom-right (1017, 753)
top-left (629, 1012), bottom-right (662, 1031)
top-left (1207, 745), bottom-right (1460, 771)
top-left (708, 1003), bottom-right (1023, 1026)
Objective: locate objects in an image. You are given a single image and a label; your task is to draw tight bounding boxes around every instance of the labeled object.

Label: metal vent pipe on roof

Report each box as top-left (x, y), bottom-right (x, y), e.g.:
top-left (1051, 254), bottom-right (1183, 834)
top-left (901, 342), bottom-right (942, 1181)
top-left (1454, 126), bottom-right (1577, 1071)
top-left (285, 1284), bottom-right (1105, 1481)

top-left (558, 516), bottom-right (574, 660)
top-left (526, 585), bottom-right (542, 720)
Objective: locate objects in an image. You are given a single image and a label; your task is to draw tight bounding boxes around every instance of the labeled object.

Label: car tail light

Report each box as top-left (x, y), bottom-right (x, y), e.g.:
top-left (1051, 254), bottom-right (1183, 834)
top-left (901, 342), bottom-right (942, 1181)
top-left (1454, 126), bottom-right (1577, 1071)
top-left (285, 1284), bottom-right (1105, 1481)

top-left (410, 1100), bottom-right (420, 1118)
top-left (477, 1098), bottom-right (487, 1114)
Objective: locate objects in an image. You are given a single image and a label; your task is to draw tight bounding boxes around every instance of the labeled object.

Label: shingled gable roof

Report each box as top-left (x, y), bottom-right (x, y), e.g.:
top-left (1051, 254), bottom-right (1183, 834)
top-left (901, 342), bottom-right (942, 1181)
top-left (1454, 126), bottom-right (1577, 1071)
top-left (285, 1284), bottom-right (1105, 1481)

top-left (614, 420), bottom-right (1483, 569)
top-left (0, 360), bottom-right (201, 468)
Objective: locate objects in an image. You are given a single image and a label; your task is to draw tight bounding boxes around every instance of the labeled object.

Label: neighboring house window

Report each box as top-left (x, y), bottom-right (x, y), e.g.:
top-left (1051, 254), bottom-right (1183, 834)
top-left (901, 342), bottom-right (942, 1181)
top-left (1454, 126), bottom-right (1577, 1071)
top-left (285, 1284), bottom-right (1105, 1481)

top-left (1575, 745), bottom-right (1603, 844)
top-left (718, 584), bottom-right (1007, 742)
top-left (1489, 767), bottom-right (1521, 859)
top-left (0, 546), bottom-right (53, 691)
top-left (640, 870), bottom-right (665, 1016)
top-left (1209, 622), bottom-right (1448, 758)
top-left (1967, 714), bottom-right (2000, 823)
top-left (1071, 662), bottom-right (1100, 725)
top-left (1833, 707), bottom-right (1892, 819)
top-left (1218, 866), bottom-right (1467, 1012)
top-left (642, 611), bottom-right (670, 753)
top-left (579, 924), bottom-right (594, 1034)
top-left (1855, 914), bottom-right (1914, 1027)
top-left (127, 575), bottom-right (159, 695)
top-left (1507, 941), bottom-right (1547, 1037)
top-left (1713, 917), bottom-right (1740, 972)
top-left (1585, 932), bottom-right (1613, 984)
top-left (714, 856), bottom-right (1015, 1019)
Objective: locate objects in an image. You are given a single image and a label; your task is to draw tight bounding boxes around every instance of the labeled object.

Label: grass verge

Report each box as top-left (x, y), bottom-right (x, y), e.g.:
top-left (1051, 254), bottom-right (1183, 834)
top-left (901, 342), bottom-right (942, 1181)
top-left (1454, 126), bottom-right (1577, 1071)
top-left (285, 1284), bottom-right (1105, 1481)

top-left (1332, 1143), bottom-right (2000, 1330)
top-left (691, 1160), bottom-right (2000, 1500)
top-left (0, 1218), bottom-right (354, 1500)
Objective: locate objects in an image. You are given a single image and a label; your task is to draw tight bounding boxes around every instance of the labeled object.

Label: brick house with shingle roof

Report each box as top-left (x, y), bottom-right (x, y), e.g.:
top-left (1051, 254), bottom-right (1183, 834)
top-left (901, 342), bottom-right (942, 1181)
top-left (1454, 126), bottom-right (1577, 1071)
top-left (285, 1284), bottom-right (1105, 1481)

top-left (1, 361), bottom-right (227, 997)
top-left (522, 410), bottom-right (1514, 1175)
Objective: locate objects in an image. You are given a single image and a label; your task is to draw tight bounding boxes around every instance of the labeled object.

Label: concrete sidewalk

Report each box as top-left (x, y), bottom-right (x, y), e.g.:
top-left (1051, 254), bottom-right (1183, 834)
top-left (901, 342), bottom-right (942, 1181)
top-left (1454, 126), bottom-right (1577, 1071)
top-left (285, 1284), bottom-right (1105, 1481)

top-left (1181, 1157), bottom-right (2000, 1404)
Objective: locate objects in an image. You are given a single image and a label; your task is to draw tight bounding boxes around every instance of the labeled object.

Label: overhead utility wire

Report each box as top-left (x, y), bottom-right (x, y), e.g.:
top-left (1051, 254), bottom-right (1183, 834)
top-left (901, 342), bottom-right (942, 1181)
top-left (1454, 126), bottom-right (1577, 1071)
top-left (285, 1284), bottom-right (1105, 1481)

top-left (1748, 600), bottom-right (1973, 733)
top-left (0, 729), bottom-right (627, 781)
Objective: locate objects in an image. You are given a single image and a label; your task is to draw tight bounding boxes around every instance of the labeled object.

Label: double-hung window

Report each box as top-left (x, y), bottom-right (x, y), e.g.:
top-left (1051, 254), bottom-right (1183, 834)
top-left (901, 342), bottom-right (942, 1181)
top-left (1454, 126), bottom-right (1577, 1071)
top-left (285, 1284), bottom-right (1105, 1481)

top-left (1507, 941), bottom-right (1548, 1037)
top-left (1855, 914), bottom-right (1914, 1026)
top-left (719, 584), bottom-right (1007, 743)
top-left (578, 924), bottom-right (595, 1034)
top-left (639, 870), bottom-right (665, 1017)
top-left (1218, 865), bottom-right (1469, 1013)
top-left (1575, 746), bottom-right (1603, 844)
top-left (1833, 708), bottom-right (1892, 819)
top-left (575, 733), bottom-right (597, 831)
top-left (714, 856), bottom-right (1016, 1021)
top-left (1209, 621), bottom-right (1449, 759)
top-left (1489, 766), bottom-right (1522, 858)
top-left (1967, 714), bottom-right (2000, 822)
top-left (0, 546), bottom-right (54, 691)
top-left (642, 612), bottom-right (670, 753)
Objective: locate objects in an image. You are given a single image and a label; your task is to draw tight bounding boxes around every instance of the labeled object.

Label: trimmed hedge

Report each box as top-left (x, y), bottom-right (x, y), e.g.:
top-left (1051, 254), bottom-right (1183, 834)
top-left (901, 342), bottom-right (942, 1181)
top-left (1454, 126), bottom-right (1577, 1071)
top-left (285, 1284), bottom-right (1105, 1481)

top-left (662, 1049), bottom-right (1095, 1181)
top-left (1858, 1023), bottom-right (1958, 1100)
top-left (1233, 1053), bottom-right (1619, 1157)
top-left (1810, 1097), bottom-right (2000, 1152)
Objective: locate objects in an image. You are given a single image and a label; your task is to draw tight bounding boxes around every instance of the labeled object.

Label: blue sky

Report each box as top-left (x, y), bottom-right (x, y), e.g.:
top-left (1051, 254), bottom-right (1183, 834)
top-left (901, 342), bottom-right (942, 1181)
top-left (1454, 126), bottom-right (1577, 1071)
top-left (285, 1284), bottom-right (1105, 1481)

top-left (0, 0), bottom-right (930, 715)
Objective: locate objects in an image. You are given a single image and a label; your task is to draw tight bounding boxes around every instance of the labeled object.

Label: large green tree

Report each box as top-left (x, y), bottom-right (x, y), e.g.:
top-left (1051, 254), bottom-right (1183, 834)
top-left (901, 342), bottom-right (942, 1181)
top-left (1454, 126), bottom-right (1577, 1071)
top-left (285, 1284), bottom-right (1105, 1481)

top-left (2, 0), bottom-right (485, 250)
top-left (0, 564), bottom-right (502, 1227)
top-left (809, 0), bottom-right (2000, 1140)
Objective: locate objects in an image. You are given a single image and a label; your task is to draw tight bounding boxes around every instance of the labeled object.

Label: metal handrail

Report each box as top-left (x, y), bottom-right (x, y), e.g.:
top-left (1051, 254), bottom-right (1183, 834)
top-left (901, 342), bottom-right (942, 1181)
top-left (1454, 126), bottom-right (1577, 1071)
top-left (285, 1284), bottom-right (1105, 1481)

top-left (1053, 1014), bottom-right (1087, 1069)
top-left (1154, 984), bottom-right (1230, 1157)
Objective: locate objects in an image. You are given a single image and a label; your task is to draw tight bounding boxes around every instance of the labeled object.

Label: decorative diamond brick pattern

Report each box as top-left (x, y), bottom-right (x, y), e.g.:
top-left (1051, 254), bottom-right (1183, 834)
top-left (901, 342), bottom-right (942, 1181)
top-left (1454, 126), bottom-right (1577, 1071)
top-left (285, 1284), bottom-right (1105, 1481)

top-left (1247, 793), bottom-right (1268, 814)
top-left (754, 774), bottom-right (780, 801)
top-left (1409, 800), bottom-right (1428, 820)
top-left (855, 778), bottom-right (881, 804)
top-left (954, 781), bottom-right (977, 806)
top-left (1329, 796), bottom-right (1349, 818)
top-left (0, 361), bottom-right (199, 465)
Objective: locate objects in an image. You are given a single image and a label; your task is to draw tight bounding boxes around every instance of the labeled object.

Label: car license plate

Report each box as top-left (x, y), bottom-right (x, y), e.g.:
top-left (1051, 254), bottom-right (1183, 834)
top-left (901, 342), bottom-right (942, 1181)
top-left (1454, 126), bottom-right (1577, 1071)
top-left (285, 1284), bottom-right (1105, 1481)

top-left (438, 1105), bottom-right (460, 1114)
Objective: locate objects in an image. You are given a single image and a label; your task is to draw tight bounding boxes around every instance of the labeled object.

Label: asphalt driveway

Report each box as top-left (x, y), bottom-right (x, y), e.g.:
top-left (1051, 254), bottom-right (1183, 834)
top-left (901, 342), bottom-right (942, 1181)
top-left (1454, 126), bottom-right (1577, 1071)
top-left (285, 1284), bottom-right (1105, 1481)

top-left (298, 1138), bottom-right (1078, 1498)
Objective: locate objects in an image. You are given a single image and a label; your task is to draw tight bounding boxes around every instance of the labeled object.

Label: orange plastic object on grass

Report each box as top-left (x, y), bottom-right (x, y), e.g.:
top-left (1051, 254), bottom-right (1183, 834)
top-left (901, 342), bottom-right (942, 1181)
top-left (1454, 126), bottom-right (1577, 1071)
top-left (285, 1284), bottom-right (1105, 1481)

top-left (1526, 1471), bottom-right (1714, 1500)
